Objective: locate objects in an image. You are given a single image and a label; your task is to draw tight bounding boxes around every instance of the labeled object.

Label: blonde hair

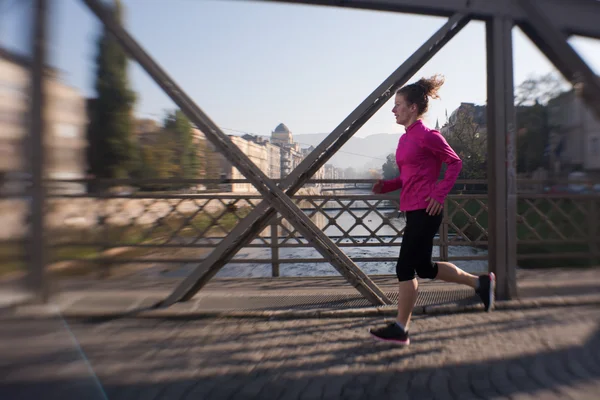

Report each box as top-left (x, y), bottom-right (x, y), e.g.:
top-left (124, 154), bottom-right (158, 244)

top-left (396, 74), bottom-right (445, 115)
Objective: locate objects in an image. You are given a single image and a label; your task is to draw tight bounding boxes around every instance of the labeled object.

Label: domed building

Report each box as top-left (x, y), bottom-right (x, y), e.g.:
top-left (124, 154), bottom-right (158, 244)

top-left (270, 123), bottom-right (303, 178)
top-left (271, 123), bottom-right (293, 146)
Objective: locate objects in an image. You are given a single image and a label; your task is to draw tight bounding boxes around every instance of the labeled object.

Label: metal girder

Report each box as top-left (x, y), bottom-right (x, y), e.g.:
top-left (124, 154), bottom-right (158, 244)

top-left (486, 16), bottom-right (518, 301)
top-left (81, 0), bottom-right (392, 306)
top-left (517, 0), bottom-right (600, 121)
top-left (253, 0), bottom-right (600, 40)
top-left (161, 13), bottom-right (471, 306)
top-left (28, 0), bottom-right (49, 303)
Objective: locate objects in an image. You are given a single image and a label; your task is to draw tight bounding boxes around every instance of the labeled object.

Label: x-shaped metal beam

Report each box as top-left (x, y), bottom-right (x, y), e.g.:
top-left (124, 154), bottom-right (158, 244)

top-left (82, 0), bottom-right (470, 307)
top-left (517, 0), bottom-right (600, 121)
top-left (83, 0), bottom-right (394, 306)
top-left (160, 12), bottom-right (471, 306)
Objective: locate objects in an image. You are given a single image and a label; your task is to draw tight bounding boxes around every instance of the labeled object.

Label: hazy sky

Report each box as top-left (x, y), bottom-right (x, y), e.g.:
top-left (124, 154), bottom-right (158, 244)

top-left (2, 0), bottom-right (599, 139)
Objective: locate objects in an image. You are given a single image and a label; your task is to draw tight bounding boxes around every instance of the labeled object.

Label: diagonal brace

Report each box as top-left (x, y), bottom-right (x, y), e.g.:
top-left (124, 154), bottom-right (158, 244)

top-left (255, 0), bottom-right (600, 40)
top-left (517, 0), bottom-right (600, 121)
top-left (161, 12), bottom-right (472, 306)
top-left (81, 0), bottom-right (392, 305)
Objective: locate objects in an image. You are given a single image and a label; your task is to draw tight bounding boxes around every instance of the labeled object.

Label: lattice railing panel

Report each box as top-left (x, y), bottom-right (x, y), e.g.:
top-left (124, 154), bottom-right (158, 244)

top-left (47, 195), bottom-right (266, 248)
top-left (445, 197), bottom-right (489, 244)
top-left (517, 197), bottom-right (592, 242)
top-left (44, 186), bottom-right (600, 274)
top-left (275, 196), bottom-right (403, 246)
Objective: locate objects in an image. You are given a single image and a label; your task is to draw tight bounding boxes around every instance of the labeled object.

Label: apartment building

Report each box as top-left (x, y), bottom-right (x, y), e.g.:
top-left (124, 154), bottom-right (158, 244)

top-left (548, 90), bottom-right (600, 174)
top-left (0, 47), bottom-right (87, 194)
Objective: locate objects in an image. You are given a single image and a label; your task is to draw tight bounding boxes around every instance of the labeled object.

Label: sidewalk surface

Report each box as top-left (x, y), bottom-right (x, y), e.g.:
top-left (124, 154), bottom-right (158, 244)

top-left (1, 268), bottom-right (599, 399)
top-left (1, 304), bottom-right (599, 399)
top-left (3, 267), bottom-right (600, 318)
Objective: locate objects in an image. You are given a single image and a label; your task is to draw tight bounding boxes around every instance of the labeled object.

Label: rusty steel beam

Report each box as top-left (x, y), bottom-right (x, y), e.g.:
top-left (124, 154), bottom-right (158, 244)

top-left (486, 16), bottom-right (518, 301)
top-left (518, 0), bottom-right (600, 121)
top-left (251, 0), bottom-right (600, 40)
top-left (81, 0), bottom-right (392, 306)
top-left (161, 13), bottom-right (471, 306)
top-left (28, 0), bottom-right (50, 303)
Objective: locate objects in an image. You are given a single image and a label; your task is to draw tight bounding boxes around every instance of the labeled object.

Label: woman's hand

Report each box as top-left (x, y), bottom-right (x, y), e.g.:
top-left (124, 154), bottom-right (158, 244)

top-left (425, 197), bottom-right (443, 215)
top-left (372, 180), bottom-right (384, 194)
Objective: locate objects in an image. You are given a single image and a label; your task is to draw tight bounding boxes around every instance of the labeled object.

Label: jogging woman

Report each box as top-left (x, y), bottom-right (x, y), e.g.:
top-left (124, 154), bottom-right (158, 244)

top-left (369, 75), bottom-right (495, 346)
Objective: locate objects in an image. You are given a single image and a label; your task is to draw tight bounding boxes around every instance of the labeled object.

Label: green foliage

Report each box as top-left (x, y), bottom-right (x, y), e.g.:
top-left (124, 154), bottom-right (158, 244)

top-left (162, 110), bottom-right (200, 180)
top-left (139, 135), bottom-right (178, 182)
top-left (86, 0), bottom-right (138, 182)
top-left (344, 167), bottom-right (357, 179)
top-left (444, 112), bottom-right (487, 180)
top-left (137, 110), bottom-right (203, 190)
top-left (516, 104), bottom-right (551, 173)
top-left (381, 153), bottom-right (399, 180)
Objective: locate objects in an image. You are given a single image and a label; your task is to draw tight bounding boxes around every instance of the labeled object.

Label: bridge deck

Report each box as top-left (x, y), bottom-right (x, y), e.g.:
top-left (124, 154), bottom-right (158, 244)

top-left (2, 267), bottom-right (595, 317)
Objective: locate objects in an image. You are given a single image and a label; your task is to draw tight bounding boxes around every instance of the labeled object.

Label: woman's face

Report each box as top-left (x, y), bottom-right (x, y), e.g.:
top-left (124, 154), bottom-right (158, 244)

top-left (392, 93), bottom-right (417, 127)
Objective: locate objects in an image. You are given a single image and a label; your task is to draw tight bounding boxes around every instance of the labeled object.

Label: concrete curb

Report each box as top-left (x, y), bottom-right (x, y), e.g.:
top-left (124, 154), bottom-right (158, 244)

top-left (8, 293), bottom-right (600, 320)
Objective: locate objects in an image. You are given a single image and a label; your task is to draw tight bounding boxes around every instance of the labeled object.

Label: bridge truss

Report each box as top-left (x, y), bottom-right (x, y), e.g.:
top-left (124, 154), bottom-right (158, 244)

top-left (26, 0), bottom-right (600, 304)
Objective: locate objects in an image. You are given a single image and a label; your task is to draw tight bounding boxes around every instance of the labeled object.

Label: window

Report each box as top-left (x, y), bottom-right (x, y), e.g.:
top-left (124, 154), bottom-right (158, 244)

top-left (0, 81), bottom-right (25, 96)
top-left (0, 110), bottom-right (25, 126)
top-left (55, 123), bottom-right (78, 138)
top-left (48, 147), bottom-right (84, 169)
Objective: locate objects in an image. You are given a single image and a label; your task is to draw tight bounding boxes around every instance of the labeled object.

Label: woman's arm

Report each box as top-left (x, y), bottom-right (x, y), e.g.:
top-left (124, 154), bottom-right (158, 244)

top-left (423, 131), bottom-right (462, 204)
top-left (379, 173), bottom-right (403, 193)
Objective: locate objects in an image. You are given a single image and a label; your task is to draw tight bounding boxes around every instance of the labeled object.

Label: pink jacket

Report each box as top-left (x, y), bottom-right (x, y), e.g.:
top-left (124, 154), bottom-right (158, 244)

top-left (380, 120), bottom-right (462, 211)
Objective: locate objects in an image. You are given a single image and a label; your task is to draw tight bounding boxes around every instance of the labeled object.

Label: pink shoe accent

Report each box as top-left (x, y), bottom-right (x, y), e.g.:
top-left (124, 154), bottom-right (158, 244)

top-left (369, 332), bottom-right (410, 346)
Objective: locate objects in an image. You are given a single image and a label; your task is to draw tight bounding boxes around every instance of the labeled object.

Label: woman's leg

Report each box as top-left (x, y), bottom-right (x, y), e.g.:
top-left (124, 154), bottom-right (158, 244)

top-left (433, 261), bottom-right (496, 311)
top-left (435, 261), bottom-right (478, 288)
top-left (396, 278), bottom-right (418, 330)
top-left (369, 212), bottom-right (421, 344)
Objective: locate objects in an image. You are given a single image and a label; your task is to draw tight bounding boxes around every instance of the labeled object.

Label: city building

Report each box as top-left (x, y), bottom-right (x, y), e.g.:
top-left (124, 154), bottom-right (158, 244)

top-left (0, 47), bottom-right (87, 194)
top-left (548, 90), bottom-right (600, 174)
top-left (271, 123), bottom-right (303, 178)
top-left (242, 134), bottom-right (281, 181)
top-left (195, 123), bottom-right (343, 193)
top-left (440, 102), bottom-right (487, 138)
top-left (216, 134), bottom-right (282, 192)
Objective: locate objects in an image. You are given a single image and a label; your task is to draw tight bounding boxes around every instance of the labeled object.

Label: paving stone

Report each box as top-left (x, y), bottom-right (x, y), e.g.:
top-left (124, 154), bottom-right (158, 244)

top-left (447, 367), bottom-right (476, 400)
top-left (428, 370), bottom-right (453, 400)
top-left (1, 305), bottom-right (599, 400)
top-left (277, 376), bottom-right (312, 400)
top-left (488, 362), bottom-right (520, 398)
top-left (320, 373), bottom-right (355, 399)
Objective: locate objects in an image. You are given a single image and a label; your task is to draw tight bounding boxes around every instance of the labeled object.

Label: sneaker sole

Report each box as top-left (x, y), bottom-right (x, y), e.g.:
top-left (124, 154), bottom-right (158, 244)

top-left (369, 331), bottom-right (410, 346)
top-left (488, 272), bottom-right (496, 312)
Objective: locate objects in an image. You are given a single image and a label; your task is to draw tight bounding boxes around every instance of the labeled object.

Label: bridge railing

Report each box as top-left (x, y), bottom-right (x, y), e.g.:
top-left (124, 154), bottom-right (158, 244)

top-left (1, 178), bottom-right (598, 279)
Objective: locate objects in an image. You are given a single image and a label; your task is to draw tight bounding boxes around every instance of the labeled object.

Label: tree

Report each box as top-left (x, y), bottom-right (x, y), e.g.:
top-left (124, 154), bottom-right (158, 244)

top-left (381, 153), bottom-right (399, 180)
top-left (515, 73), bottom-right (566, 106)
top-left (162, 110), bottom-right (200, 181)
top-left (444, 111), bottom-right (487, 180)
top-left (514, 73), bottom-right (566, 174)
top-left (516, 104), bottom-right (551, 173)
top-left (135, 110), bottom-right (204, 190)
top-left (86, 0), bottom-right (138, 185)
top-left (138, 135), bottom-right (178, 190)
top-left (343, 167), bottom-right (357, 179)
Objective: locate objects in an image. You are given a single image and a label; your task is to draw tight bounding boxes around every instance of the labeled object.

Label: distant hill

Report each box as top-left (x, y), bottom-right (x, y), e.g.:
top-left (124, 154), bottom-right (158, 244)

top-left (293, 133), bottom-right (401, 171)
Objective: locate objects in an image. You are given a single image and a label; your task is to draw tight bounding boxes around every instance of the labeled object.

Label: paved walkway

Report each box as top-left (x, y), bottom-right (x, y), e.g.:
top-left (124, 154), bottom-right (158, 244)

top-left (1, 305), bottom-right (599, 399)
top-left (3, 268), bottom-right (600, 318)
top-left (1, 268), bottom-right (599, 399)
